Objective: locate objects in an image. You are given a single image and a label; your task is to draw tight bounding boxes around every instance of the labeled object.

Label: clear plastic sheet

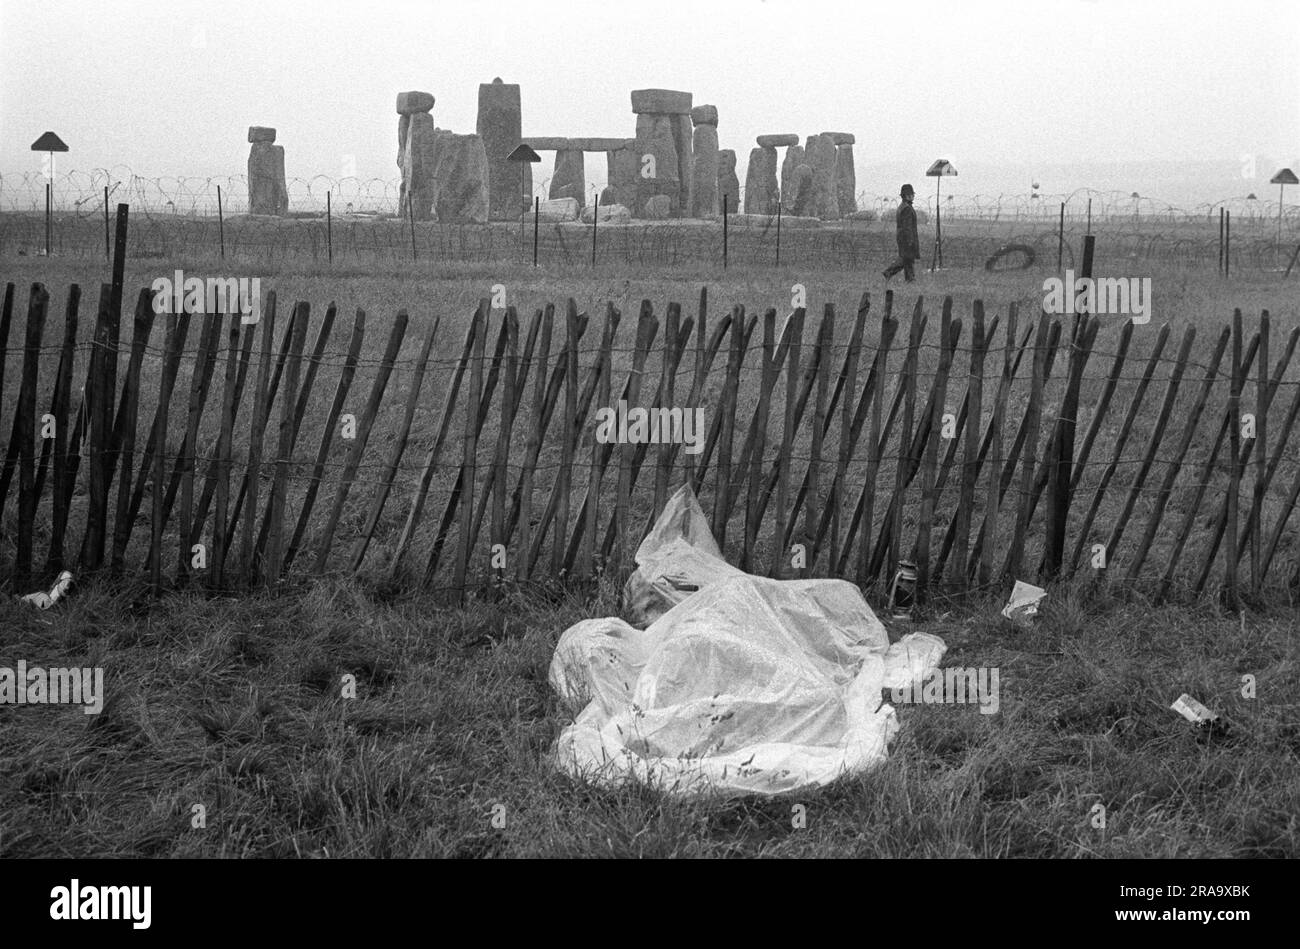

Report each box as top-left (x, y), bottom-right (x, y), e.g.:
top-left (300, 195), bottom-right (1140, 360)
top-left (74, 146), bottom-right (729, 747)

top-left (550, 485), bottom-right (945, 795)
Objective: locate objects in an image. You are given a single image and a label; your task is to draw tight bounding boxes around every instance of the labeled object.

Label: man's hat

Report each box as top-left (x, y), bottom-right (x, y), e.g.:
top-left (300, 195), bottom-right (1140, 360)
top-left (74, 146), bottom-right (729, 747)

top-left (900, 183), bottom-right (915, 197)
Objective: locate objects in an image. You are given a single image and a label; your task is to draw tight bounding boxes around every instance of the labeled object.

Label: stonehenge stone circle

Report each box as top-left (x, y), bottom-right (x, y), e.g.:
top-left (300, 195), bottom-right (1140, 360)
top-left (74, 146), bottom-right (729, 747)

top-left (380, 84), bottom-right (860, 224)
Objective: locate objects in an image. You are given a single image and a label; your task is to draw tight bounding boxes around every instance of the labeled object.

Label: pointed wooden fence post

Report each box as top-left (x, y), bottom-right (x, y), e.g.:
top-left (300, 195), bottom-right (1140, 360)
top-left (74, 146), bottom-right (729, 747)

top-left (313, 310), bottom-right (409, 575)
top-left (454, 302), bottom-right (489, 602)
top-left (12, 284), bottom-right (49, 590)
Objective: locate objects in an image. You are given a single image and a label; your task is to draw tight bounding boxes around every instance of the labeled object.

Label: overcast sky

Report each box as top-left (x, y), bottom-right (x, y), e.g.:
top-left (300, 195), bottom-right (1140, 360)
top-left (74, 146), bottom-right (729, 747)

top-left (2, 0), bottom-right (1296, 201)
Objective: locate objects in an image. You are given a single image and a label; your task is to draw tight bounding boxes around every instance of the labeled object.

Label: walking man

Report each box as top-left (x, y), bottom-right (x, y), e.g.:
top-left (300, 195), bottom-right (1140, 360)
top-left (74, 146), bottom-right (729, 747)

top-left (883, 183), bottom-right (920, 282)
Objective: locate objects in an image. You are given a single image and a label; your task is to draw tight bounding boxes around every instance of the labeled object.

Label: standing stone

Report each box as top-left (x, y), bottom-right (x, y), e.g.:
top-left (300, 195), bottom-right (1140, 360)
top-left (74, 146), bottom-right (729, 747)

top-left (634, 112), bottom-right (681, 216)
top-left (805, 133), bottom-right (840, 220)
top-left (780, 143), bottom-right (805, 210)
top-left (549, 148), bottom-right (586, 208)
top-left (247, 128), bottom-right (287, 216)
top-left (632, 89), bottom-right (692, 218)
top-left (717, 149), bottom-right (740, 213)
top-left (477, 78), bottom-right (527, 220)
top-left (607, 142), bottom-right (638, 211)
top-left (690, 105), bottom-right (719, 218)
top-left (432, 131), bottom-right (490, 223)
top-left (672, 113), bottom-right (695, 219)
top-left (397, 92), bottom-right (437, 220)
top-left (744, 146), bottom-right (778, 215)
top-left (835, 143), bottom-right (857, 215)
top-left (792, 164), bottom-right (815, 217)
top-left (400, 111), bottom-right (439, 220)
top-left (583, 203), bottom-right (631, 224)
top-left (398, 114), bottom-right (411, 168)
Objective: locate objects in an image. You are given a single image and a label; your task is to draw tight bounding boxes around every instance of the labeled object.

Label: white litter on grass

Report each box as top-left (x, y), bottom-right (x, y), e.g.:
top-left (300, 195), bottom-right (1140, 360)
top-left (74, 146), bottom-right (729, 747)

top-left (549, 485), bottom-right (945, 796)
top-left (1001, 580), bottom-right (1047, 627)
top-left (1170, 693), bottom-right (1217, 724)
top-left (18, 571), bottom-right (74, 610)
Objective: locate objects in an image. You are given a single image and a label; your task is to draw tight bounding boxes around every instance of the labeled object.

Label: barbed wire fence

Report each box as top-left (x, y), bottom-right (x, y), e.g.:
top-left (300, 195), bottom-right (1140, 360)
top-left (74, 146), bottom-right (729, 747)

top-left (2, 168), bottom-right (1298, 273)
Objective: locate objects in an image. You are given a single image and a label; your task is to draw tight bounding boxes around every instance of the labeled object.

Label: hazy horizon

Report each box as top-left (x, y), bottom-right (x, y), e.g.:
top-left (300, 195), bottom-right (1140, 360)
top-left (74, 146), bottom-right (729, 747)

top-left (2, 0), bottom-right (1297, 208)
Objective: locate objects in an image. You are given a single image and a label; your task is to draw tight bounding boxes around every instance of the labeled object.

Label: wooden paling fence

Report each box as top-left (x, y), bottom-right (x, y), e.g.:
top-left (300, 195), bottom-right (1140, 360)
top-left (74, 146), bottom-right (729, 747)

top-left (2, 279), bottom-right (1300, 608)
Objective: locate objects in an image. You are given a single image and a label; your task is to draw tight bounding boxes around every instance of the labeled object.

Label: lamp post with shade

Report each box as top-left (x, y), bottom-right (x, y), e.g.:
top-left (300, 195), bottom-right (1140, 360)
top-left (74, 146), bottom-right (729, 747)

top-left (30, 131), bottom-right (69, 257)
top-left (926, 159), bottom-right (957, 271)
top-left (1269, 168), bottom-right (1297, 248)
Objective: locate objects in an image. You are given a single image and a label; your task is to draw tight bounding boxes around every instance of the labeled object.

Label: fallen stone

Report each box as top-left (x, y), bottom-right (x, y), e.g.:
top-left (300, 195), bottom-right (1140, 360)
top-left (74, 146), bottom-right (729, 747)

top-left (756, 133), bottom-right (799, 148)
top-left (645, 194), bottom-right (672, 219)
top-left (247, 126), bottom-right (276, 144)
top-left (690, 104), bottom-right (718, 126)
top-left (581, 203), bottom-right (631, 224)
top-left (631, 88), bottom-right (693, 114)
top-left (536, 197), bottom-right (580, 222)
top-left (396, 91), bottom-right (435, 114)
top-left (845, 209), bottom-right (878, 222)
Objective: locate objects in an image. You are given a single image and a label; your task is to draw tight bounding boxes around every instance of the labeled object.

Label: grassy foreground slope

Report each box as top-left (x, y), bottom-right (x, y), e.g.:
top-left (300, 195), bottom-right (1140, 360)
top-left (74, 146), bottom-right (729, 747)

top-left (1, 574), bottom-right (1296, 858)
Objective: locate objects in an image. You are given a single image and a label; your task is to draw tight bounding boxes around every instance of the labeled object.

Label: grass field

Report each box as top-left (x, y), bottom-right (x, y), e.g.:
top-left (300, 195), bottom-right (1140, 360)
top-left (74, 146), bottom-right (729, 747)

top-left (2, 246), bottom-right (1298, 857)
